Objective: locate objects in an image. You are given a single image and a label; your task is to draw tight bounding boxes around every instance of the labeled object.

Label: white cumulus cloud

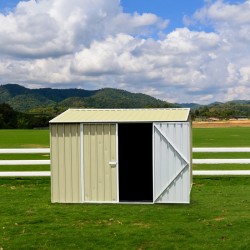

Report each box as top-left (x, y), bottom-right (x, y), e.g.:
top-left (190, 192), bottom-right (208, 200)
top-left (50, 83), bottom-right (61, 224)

top-left (0, 0), bottom-right (250, 104)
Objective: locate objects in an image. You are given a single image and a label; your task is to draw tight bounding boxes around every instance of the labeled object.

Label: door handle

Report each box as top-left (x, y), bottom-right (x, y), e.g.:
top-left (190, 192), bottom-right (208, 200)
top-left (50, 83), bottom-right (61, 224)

top-left (109, 161), bottom-right (117, 167)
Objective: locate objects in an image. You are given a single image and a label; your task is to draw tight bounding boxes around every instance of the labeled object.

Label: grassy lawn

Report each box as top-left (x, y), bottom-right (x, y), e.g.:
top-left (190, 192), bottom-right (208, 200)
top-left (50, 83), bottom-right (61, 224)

top-left (193, 127), bottom-right (250, 147)
top-left (0, 128), bottom-right (250, 249)
top-left (1, 127), bottom-right (249, 148)
top-left (0, 129), bottom-right (49, 148)
top-left (0, 177), bottom-right (249, 249)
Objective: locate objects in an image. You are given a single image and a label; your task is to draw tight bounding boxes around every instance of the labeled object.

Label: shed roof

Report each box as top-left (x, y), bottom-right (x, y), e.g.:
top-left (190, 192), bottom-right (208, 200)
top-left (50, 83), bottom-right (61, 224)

top-left (50, 108), bottom-right (190, 123)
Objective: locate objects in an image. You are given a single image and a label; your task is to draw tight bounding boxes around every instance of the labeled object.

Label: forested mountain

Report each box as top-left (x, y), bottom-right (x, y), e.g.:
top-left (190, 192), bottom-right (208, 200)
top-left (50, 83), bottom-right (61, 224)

top-left (0, 84), bottom-right (250, 128)
top-left (0, 103), bottom-right (49, 129)
top-left (0, 84), bottom-right (173, 116)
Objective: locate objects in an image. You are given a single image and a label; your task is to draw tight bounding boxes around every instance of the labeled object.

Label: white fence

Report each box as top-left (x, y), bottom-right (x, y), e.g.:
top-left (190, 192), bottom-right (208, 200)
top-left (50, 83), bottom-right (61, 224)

top-left (193, 147), bottom-right (250, 164)
top-left (193, 147), bottom-right (250, 175)
top-left (0, 148), bottom-right (50, 177)
top-left (0, 148), bottom-right (250, 177)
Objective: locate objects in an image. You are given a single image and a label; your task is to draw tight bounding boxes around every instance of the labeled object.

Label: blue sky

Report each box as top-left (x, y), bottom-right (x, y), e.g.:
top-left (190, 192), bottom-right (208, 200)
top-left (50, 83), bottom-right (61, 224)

top-left (121, 0), bottom-right (207, 32)
top-left (1, 0), bottom-right (243, 30)
top-left (0, 0), bottom-right (21, 12)
top-left (0, 0), bottom-right (249, 104)
top-left (1, 0), bottom-right (213, 32)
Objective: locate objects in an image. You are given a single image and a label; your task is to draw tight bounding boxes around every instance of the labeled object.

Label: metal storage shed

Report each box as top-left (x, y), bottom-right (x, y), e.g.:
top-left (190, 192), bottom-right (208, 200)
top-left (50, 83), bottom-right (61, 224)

top-left (50, 108), bottom-right (192, 204)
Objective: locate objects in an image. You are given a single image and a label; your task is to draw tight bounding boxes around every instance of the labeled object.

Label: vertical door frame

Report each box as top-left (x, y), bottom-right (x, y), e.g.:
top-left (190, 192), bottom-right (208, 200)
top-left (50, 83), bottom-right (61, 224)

top-left (80, 123), bottom-right (84, 203)
top-left (116, 123), bottom-right (119, 202)
top-left (152, 123), bottom-right (155, 203)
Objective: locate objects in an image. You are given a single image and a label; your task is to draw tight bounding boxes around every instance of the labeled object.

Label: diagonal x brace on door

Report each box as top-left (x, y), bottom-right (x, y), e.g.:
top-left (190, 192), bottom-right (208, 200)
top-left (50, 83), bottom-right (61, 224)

top-left (154, 124), bottom-right (190, 202)
top-left (154, 163), bottom-right (189, 202)
top-left (154, 124), bottom-right (189, 164)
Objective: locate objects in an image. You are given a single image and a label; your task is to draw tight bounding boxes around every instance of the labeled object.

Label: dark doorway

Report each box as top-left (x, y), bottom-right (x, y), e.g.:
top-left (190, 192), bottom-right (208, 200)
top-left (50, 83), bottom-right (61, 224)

top-left (118, 123), bottom-right (153, 202)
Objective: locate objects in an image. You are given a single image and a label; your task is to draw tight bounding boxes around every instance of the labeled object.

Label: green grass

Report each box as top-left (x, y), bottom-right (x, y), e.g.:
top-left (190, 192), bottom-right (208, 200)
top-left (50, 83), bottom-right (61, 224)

top-left (193, 152), bottom-right (250, 159)
top-left (193, 127), bottom-right (250, 147)
top-left (0, 128), bottom-right (250, 249)
top-left (0, 177), bottom-right (249, 249)
top-left (0, 127), bottom-right (249, 148)
top-left (193, 164), bottom-right (250, 170)
top-left (1, 127), bottom-right (249, 148)
top-left (0, 129), bottom-right (49, 148)
top-left (0, 154), bottom-right (50, 160)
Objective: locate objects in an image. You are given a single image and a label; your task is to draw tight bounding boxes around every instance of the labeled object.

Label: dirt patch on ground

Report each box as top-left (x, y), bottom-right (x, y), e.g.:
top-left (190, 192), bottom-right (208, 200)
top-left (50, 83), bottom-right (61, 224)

top-left (193, 120), bottom-right (250, 128)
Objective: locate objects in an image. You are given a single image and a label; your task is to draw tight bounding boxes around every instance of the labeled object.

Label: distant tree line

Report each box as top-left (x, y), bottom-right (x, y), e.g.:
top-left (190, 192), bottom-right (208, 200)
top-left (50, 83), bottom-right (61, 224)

top-left (191, 104), bottom-right (250, 120)
top-left (0, 103), bottom-right (51, 129)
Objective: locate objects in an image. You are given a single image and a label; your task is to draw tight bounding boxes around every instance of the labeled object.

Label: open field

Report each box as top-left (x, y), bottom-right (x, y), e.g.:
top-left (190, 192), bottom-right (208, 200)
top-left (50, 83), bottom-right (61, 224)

top-left (0, 125), bottom-right (250, 148)
top-left (0, 129), bottom-right (49, 148)
top-left (0, 128), bottom-right (250, 249)
top-left (0, 177), bottom-right (250, 249)
top-left (192, 127), bottom-right (250, 147)
top-left (193, 120), bottom-right (250, 128)
top-left (192, 127), bottom-right (250, 170)
top-left (1, 127), bottom-right (250, 171)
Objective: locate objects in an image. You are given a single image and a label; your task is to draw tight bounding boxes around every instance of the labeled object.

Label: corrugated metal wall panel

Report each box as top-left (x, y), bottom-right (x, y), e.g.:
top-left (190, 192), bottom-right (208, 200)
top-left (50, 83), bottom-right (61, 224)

top-left (71, 124), bottom-right (81, 202)
top-left (58, 125), bottom-right (66, 202)
top-left (50, 124), bottom-right (59, 202)
top-left (50, 124), bottom-right (81, 203)
top-left (83, 124), bottom-right (117, 202)
top-left (153, 122), bottom-right (191, 203)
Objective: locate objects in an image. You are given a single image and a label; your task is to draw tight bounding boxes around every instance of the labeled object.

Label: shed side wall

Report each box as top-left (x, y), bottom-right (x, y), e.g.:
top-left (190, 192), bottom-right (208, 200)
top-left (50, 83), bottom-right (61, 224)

top-left (50, 123), bottom-right (81, 203)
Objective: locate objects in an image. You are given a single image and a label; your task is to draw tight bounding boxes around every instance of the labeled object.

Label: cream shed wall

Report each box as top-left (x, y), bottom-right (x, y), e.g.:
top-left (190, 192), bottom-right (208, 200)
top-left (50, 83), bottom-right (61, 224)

top-left (50, 123), bottom-right (82, 203)
top-left (50, 109), bottom-right (192, 204)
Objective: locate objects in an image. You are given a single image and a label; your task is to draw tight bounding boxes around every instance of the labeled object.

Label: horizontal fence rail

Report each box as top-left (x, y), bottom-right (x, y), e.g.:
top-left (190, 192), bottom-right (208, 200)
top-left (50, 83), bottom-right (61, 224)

top-left (193, 170), bottom-right (250, 176)
top-left (0, 148), bottom-right (50, 154)
top-left (0, 160), bottom-right (50, 165)
top-left (0, 147), bottom-right (250, 177)
top-left (0, 171), bottom-right (51, 177)
top-left (193, 159), bottom-right (250, 164)
top-left (193, 147), bottom-right (250, 152)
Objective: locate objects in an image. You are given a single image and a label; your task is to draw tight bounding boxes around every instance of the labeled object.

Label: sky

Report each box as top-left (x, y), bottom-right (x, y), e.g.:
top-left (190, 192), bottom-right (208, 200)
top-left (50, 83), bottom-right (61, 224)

top-left (0, 0), bottom-right (249, 104)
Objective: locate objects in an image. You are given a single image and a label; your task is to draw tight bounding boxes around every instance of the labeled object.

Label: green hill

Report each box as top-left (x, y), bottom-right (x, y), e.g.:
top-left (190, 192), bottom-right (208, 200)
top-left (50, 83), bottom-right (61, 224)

top-left (0, 103), bottom-right (49, 129)
top-left (0, 84), bottom-right (173, 116)
top-left (192, 100), bottom-right (250, 119)
top-left (1, 84), bottom-right (250, 122)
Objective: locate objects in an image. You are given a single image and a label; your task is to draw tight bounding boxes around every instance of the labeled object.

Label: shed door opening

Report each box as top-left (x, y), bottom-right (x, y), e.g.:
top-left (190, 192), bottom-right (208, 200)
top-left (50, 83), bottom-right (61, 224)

top-left (118, 123), bottom-right (153, 202)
